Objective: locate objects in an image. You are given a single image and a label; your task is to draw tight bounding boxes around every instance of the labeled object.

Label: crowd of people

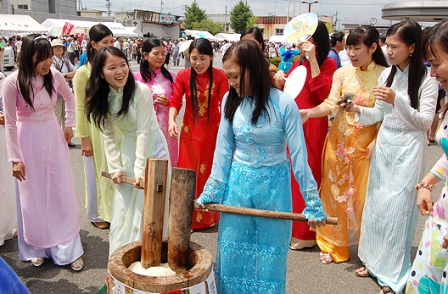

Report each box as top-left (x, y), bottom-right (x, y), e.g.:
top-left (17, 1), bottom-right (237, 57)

top-left (1, 17), bottom-right (448, 294)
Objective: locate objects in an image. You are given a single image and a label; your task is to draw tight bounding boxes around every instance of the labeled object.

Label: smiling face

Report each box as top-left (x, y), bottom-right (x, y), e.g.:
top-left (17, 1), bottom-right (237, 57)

top-left (33, 53), bottom-right (53, 76)
top-left (189, 48), bottom-right (213, 75)
top-left (427, 44), bottom-right (448, 91)
top-left (101, 54), bottom-right (129, 91)
top-left (347, 42), bottom-right (377, 70)
top-left (385, 34), bottom-right (414, 71)
top-left (144, 45), bottom-right (167, 71)
top-left (91, 34), bottom-right (114, 52)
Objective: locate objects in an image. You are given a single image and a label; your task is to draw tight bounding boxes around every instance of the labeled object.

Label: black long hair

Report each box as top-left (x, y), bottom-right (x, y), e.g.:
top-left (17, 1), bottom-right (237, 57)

top-left (17, 34), bottom-right (54, 109)
top-left (86, 24), bottom-right (113, 64)
top-left (85, 46), bottom-right (136, 130)
top-left (313, 21), bottom-right (332, 67)
top-left (140, 38), bottom-right (174, 84)
top-left (240, 27), bottom-right (265, 51)
top-left (223, 40), bottom-right (273, 124)
top-left (346, 25), bottom-right (389, 68)
top-left (188, 38), bottom-right (214, 123)
top-left (385, 21), bottom-right (425, 110)
top-left (422, 18), bottom-right (448, 116)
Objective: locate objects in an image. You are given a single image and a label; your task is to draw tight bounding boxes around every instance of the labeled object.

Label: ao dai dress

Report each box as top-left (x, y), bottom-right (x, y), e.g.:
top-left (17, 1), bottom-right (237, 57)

top-left (197, 88), bottom-right (326, 294)
top-left (3, 68), bottom-right (83, 264)
top-left (288, 57), bottom-right (337, 249)
top-left (357, 66), bottom-right (437, 293)
top-left (316, 62), bottom-right (386, 262)
top-left (0, 95), bottom-right (16, 246)
top-left (74, 63), bottom-right (115, 224)
top-left (406, 114), bottom-right (448, 293)
top-left (103, 82), bottom-right (170, 255)
top-left (171, 67), bottom-right (229, 229)
top-left (134, 68), bottom-right (178, 166)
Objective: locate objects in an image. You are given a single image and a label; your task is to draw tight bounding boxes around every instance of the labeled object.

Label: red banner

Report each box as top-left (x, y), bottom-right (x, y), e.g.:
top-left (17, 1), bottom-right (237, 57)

top-left (62, 22), bottom-right (74, 37)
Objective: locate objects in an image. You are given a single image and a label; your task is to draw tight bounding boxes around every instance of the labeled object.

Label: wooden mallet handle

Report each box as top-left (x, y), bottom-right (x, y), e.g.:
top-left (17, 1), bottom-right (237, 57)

top-left (194, 202), bottom-right (337, 225)
top-left (101, 171), bottom-right (145, 190)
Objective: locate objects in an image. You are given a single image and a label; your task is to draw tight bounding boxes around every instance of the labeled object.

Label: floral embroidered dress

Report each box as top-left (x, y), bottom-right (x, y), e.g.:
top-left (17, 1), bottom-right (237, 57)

top-left (405, 115), bottom-right (448, 293)
top-left (74, 63), bottom-right (115, 223)
top-left (104, 82), bottom-right (170, 255)
top-left (170, 67), bottom-right (229, 229)
top-left (197, 88), bottom-right (326, 294)
top-left (357, 66), bottom-right (437, 293)
top-left (287, 57), bottom-right (337, 249)
top-left (3, 68), bottom-right (83, 264)
top-left (316, 62), bottom-right (386, 262)
top-left (134, 68), bottom-right (178, 167)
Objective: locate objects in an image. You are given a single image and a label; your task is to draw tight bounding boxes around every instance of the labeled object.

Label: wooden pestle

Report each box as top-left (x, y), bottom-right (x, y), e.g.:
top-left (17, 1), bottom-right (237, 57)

top-left (167, 168), bottom-right (196, 273)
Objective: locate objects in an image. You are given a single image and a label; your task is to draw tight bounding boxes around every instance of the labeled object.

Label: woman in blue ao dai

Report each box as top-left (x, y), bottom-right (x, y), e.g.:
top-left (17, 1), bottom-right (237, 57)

top-left (197, 40), bottom-right (327, 294)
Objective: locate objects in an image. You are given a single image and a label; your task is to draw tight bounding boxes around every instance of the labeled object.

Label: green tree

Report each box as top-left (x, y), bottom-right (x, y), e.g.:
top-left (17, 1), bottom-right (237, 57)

top-left (192, 19), bottom-right (225, 35)
top-left (183, 0), bottom-right (207, 29)
top-left (229, 0), bottom-right (254, 33)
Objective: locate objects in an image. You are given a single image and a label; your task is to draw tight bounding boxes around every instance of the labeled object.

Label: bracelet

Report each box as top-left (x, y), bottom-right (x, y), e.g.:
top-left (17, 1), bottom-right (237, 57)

top-left (415, 181), bottom-right (435, 192)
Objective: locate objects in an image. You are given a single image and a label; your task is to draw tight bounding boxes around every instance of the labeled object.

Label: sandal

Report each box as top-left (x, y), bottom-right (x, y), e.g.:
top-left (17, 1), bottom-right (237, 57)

top-left (319, 252), bottom-right (333, 264)
top-left (71, 257), bottom-right (84, 271)
top-left (30, 257), bottom-right (44, 267)
top-left (92, 221), bottom-right (109, 229)
top-left (380, 285), bottom-right (394, 294)
top-left (355, 266), bottom-right (370, 277)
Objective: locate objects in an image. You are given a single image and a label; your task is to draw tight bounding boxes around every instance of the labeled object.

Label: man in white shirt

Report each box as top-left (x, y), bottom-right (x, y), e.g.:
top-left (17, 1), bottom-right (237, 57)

top-left (220, 40), bottom-right (232, 68)
top-left (114, 37), bottom-right (122, 50)
top-left (51, 39), bottom-right (77, 147)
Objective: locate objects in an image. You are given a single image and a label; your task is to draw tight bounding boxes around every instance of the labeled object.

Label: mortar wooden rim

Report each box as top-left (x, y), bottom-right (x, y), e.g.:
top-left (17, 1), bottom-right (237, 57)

top-left (107, 240), bottom-right (213, 292)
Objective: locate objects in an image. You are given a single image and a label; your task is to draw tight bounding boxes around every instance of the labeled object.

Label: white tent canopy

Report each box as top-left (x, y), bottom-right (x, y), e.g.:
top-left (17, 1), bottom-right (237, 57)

top-left (102, 22), bottom-right (138, 38)
top-left (184, 29), bottom-right (217, 41)
top-left (125, 26), bottom-right (143, 37)
top-left (0, 14), bottom-right (48, 34)
top-left (41, 19), bottom-right (137, 37)
top-left (214, 33), bottom-right (241, 42)
top-left (269, 35), bottom-right (287, 43)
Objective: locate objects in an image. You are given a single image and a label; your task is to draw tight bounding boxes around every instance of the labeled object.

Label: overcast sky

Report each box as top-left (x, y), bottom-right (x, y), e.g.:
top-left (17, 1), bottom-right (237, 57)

top-left (80, 0), bottom-right (409, 26)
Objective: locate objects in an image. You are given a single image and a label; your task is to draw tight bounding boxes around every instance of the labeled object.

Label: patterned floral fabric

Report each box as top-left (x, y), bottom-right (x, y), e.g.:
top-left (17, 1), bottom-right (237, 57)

top-left (316, 62), bottom-right (386, 262)
top-left (170, 67), bottom-right (229, 229)
top-left (406, 113), bottom-right (448, 294)
top-left (198, 88), bottom-right (326, 293)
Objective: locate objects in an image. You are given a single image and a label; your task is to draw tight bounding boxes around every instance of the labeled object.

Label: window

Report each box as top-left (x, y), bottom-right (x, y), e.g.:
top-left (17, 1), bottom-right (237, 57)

top-left (275, 29), bottom-right (283, 35)
top-left (18, 4), bottom-right (29, 9)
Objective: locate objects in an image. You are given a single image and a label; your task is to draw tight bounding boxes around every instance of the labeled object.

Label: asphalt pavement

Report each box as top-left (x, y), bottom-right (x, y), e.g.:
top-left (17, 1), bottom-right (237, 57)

top-left (0, 55), bottom-right (445, 294)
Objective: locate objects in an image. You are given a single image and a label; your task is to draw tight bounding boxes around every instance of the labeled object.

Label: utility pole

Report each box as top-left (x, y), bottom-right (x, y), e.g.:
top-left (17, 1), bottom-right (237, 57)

top-left (287, 0), bottom-right (290, 22)
top-left (160, 0), bottom-right (163, 13)
top-left (106, 0), bottom-right (111, 17)
top-left (224, 5), bottom-right (227, 32)
top-left (334, 11), bottom-right (338, 30)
